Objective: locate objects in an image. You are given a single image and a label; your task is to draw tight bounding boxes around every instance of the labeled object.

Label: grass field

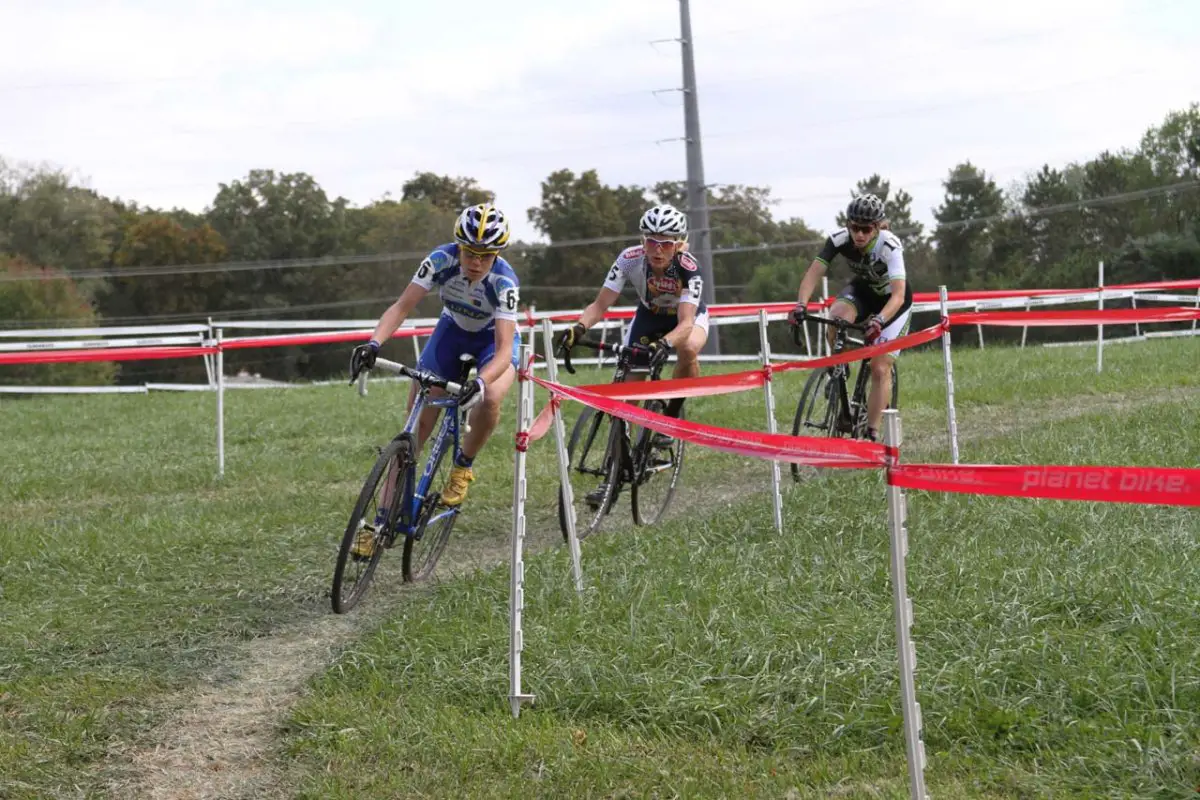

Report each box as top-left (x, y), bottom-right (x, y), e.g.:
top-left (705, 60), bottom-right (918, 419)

top-left (1, 335), bottom-right (1198, 799)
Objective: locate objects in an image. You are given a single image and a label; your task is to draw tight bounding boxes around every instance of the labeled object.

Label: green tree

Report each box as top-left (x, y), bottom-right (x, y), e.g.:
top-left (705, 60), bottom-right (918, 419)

top-left (344, 198), bottom-right (459, 322)
top-left (932, 162), bottom-right (1007, 288)
top-left (99, 214), bottom-right (228, 319)
top-left (0, 256), bottom-right (116, 386)
top-left (0, 161), bottom-right (121, 291)
top-left (526, 169), bottom-right (647, 308)
top-left (401, 172), bottom-right (493, 212)
top-left (204, 169), bottom-right (357, 379)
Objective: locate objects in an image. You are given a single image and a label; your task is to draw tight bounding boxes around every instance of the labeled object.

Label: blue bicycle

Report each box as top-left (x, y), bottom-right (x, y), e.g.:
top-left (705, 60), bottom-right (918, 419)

top-left (331, 354), bottom-right (476, 613)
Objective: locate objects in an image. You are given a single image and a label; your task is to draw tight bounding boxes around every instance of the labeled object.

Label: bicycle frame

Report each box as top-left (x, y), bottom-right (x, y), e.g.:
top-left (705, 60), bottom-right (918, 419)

top-left (561, 338), bottom-right (669, 485)
top-left (360, 356), bottom-right (470, 543)
top-left (392, 388), bottom-right (463, 537)
top-left (796, 316), bottom-right (874, 436)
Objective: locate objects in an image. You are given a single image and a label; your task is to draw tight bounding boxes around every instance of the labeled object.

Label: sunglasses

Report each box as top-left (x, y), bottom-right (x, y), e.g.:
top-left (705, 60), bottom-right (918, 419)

top-left (642, 236), bottom-right (682, 249)
top-left (461, 245), bottom-right (500, 259)
top-left (848, 223), bottom-right (876, 235)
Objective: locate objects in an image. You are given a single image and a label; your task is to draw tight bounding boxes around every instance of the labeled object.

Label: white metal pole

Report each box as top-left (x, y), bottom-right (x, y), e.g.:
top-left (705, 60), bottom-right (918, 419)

top-left (204, 318), bottom-right (216, 387)
top-left (541, 319), bottom-right (584, 593)
top-left (215, 328), bottom-right (225, 477)
top-left (1193, 288), bottom-right (1199, 333)
top-left (1020, 300), bottom-right (1030, 349)
top-left (412, 333), bottom-right (421, 364)
top-left (598, 320), bottom-right (609, 368)
top-left (1097, 260), bottom-right (1105, 374)
top-left (820, 276), bottom-right (830, 357)
top-left (1131, 292), bottom-right (1141, 339)
top-left (883, 409), bottom-right (929, 800)
top-left (508, 343), bottom-right (536, 718)
top-left (975, 302), bottom-right (985, 349)
top-left (939, 286), bottom-right (960, 465)
top-left (757, 310), bottom-right (783, 533)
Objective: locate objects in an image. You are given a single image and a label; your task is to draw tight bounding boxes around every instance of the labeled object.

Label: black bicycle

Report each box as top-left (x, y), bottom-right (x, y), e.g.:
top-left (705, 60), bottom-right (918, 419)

top-left (554, 337), bottom-right (685, 540)
top-left (331, 355), bottom-right (476, 613)
top-left (789, 317), bottom-right (898, 482)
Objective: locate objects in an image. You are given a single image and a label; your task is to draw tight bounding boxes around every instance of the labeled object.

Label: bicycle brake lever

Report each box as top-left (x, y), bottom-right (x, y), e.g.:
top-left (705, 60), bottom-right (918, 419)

top-left (559, 345), bottom-right (576, 375)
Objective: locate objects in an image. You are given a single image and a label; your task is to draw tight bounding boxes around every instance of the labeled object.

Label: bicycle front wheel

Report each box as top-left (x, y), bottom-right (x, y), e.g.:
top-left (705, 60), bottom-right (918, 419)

top-left (789, 369), bottom-right (844, 482)
top-left (331, 435), bottom-right (414, 613)
top-left (630, 400), bottom-right (685, 525)
top-left (558, 407), bottom-right (623, 541)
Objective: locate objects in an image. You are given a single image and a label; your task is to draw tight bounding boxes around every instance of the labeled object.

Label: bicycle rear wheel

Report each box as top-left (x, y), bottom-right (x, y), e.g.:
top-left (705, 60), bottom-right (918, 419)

top-left (402, 431), bottom-right (458, 582)
top-left (630, 400), bottom-right (685, 525)
top-left (789, 369), bottom-right (844, 482)
top-left (331, 435), bottom-right (414, 613)
top-left (558, 407), bottom-right (623, 541)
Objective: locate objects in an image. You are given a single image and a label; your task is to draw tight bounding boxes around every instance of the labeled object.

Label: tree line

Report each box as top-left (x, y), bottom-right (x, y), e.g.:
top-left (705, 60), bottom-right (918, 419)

top-left (1, 104), bottom-right (1196, 385)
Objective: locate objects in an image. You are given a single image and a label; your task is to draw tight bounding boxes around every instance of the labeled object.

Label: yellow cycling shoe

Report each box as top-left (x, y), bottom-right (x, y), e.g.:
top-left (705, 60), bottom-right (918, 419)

top-left (441, 465), bottom-right (475, 506)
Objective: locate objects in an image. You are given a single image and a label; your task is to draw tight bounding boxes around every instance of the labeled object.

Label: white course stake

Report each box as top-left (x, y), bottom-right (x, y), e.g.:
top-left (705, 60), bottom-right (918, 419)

top-left (215, 329), bottom-right (225, 477)
top-left (820, 276), bottom-right (830, 356)
top-left (1097, 260), bottom-right (1105, 374)
top-left (757, 310), bottom-right (784, 533)
top-left (883, 409), bottom-right (929, 800)
top-left (938, 287), bottom-right (960, 465)
top-left (508, 343), bottom-right (537, 718)
top-left (541, 319), bottom-right (585, 593)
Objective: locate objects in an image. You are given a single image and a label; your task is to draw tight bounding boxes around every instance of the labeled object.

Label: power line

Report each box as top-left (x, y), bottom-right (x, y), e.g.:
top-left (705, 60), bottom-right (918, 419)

top-left (706, 180), bottom-right (1200, 256)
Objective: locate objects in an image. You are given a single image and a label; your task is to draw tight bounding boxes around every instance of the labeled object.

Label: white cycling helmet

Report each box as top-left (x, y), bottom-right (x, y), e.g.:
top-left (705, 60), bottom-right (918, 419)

top-left (639, 203), bottom-right (688, 240)
top-left (454, 203), bottom-right (511, 251)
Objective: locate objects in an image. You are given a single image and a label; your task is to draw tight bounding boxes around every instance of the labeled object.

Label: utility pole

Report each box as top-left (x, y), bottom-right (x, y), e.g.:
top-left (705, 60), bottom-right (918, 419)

top-left (678, 0), bottom-right (719, 354)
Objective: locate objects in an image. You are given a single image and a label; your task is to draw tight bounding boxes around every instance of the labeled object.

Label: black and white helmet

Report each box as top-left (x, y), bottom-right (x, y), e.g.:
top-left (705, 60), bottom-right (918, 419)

top-left (639, 204), bottom-right (688, 239)
top-left (454, 204), bottom-right (511, 251)
top-left (847, 193), bottom-right (886, 225)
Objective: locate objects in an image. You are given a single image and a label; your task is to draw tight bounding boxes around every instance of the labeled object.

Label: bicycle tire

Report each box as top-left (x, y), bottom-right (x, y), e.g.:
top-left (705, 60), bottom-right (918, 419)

top-left (789, 369), bottom-right (842, 481)
top-left (402, 432), bottom-right (458, 583)
top-left (331, 435), bottom-right (414, 613)
top-left (630, 401), bottom-right (686, 525)
top-left (558, 407), bottom-right (623, 541)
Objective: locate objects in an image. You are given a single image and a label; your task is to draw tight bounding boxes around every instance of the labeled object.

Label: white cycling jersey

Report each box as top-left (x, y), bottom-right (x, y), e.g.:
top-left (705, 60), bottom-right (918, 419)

top-left (816, 229), bottom-right (906, 296)
top-left (602, 246), bottom-right (704, 315)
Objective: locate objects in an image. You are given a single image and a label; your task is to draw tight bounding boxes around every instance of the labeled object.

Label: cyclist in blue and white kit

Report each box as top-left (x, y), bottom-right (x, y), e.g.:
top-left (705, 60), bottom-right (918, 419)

top-left (787, 193), bottom-right (911, 443)
top-left (350, 203), bottom-right (520, 507)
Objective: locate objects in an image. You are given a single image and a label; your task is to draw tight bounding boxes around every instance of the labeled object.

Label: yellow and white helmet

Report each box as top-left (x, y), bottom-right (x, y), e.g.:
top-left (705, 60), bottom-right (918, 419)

top-left (454, 204), bottom-right (511, 251)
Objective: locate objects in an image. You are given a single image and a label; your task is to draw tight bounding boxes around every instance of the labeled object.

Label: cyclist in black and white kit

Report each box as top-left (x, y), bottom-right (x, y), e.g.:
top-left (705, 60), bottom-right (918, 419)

top-left (787, 193), bottom-right (911, 443)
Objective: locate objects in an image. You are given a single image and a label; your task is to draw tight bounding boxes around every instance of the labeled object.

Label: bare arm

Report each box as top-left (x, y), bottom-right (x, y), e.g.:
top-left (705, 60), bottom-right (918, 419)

top-left (877, 279), bottom-right (907, 324)
top-left (796, 259), bottom-right (828, 308)
top-left (576, 287), bottom-right (621, 330)
top-left (481, 319), bottom-right (517, 385)
top-left (664, 302), bottom-right (696, 348)
top-left (370, 283), bottom-right (429, 344)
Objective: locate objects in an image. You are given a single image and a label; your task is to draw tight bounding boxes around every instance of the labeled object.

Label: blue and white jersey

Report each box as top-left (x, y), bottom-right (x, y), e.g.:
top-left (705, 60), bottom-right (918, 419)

top-left (410, 243), bottom-right (521, 334)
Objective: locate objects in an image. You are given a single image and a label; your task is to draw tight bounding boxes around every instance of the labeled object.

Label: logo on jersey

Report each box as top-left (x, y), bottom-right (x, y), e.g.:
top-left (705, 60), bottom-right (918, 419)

top-left (677, 253), bottom-right (699, 272)
top-left (647, 275), bottom-right (681, 297)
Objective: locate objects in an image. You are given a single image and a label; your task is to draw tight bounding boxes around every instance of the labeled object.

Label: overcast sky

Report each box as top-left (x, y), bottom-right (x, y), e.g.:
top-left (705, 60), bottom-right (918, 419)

top-left (2, 0), bottom-right (1197, 245)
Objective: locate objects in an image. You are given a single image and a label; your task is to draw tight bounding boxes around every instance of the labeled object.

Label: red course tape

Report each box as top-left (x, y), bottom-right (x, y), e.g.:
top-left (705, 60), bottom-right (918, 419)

top-left (531, 375), bottom-right (888, 468)
top-left (888, 463), bottom-right (1200, 507)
